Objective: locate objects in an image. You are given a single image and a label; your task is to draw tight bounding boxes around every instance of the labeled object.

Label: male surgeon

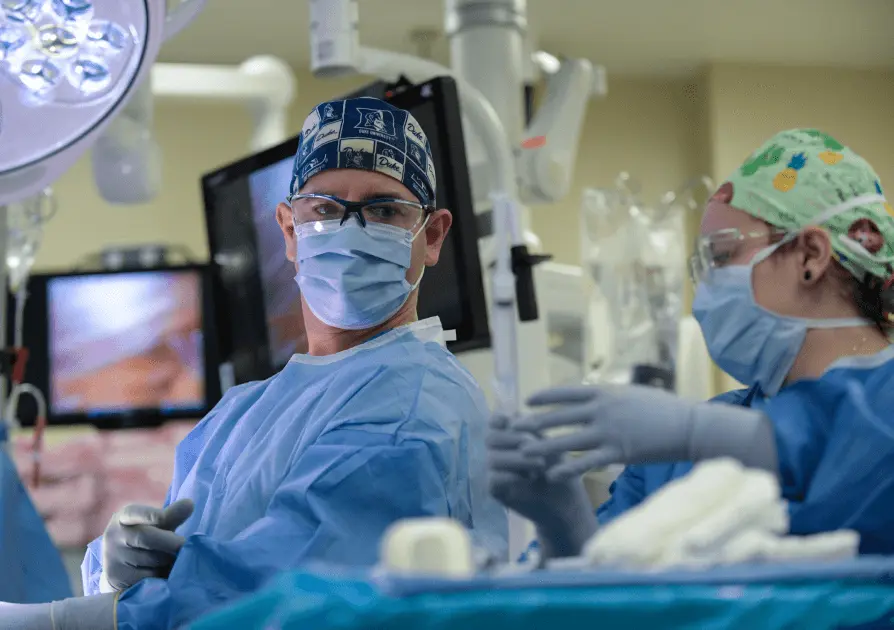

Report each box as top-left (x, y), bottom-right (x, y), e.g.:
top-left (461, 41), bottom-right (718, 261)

top-left (0, 97), bottom-right (506, 630)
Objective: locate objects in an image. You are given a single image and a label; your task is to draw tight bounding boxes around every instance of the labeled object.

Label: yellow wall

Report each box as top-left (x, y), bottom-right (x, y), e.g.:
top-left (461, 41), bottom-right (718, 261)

top-left (706, 64), bottom-right (894, 186)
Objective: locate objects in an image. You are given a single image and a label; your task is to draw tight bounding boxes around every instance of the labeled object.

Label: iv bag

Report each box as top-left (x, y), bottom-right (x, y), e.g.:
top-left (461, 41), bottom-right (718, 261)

top-left (6, 188), bottom-right (55, 293)
top-left (581, 174), bottom-right (709, 387)
top-left (581, 183), bottom-right (659, 384)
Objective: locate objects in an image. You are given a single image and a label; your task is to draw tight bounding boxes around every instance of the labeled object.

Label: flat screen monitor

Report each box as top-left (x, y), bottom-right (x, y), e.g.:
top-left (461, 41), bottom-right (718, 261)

top-left (13, 265), bottom-right (222, 428)
top-left (202, 76), bottom-right (489, 384)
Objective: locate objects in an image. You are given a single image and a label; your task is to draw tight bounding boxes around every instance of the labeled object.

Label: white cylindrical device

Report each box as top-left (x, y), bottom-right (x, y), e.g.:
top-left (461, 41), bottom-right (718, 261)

top-left (445, 0), bottom-right (528, 148)
top-left (309, 0), bottom-right (360, 78)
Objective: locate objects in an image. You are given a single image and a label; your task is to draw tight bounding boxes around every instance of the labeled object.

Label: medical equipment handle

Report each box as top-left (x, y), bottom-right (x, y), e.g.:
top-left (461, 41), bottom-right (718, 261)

top-left (512, 246), bottom-right (551, 322)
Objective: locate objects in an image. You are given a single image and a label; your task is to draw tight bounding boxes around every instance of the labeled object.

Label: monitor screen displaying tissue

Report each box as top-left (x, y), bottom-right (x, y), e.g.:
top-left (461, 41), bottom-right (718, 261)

top-left (46, 269), bottom-right (207, 417)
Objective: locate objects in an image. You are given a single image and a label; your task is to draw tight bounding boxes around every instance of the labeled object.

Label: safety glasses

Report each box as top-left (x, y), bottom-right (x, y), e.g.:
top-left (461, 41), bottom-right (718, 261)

top-left (689, 227), bottom-right (788, 285)
top-left (288, 193), bottom-right (433, 232)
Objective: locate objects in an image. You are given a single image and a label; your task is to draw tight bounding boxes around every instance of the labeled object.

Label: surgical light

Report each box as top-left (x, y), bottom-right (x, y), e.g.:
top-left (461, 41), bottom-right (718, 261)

top-left (0, 0), bottom-right (133, 104)
top-left (0, 0), bottom-right (189, 206)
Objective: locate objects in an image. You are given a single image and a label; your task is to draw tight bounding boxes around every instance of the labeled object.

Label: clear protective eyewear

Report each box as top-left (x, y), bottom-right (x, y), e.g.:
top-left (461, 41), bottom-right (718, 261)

top-left (688, 227), bottom-right (788, 285)
top-left (288, 193), bottom-right (433, 232)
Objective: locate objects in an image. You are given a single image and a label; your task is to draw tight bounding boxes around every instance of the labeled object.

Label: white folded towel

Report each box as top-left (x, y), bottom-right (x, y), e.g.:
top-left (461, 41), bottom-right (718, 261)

top-left (583, 458), bottom-right (859, 570)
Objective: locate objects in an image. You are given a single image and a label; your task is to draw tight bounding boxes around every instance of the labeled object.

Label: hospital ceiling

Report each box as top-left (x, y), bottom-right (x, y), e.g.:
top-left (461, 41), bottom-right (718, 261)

top-left (157, 0), bottom-right (894, 77)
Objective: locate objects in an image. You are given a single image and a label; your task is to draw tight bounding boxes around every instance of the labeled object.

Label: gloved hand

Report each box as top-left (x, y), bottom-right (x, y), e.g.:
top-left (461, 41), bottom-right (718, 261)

top-left (0, 593), bottom-right (117, 630)
top-left (487, 414), bottom-right (598, 559)
top-left (517, 385), bottom-right (779, 482)
top-left (0, 602), bottom-right (52, 630)
top-left (102, 498), bottom-right (194, 592)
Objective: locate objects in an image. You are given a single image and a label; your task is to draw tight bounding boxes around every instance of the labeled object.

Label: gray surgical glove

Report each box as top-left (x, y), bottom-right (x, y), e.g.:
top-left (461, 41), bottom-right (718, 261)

top-left (102, 498), bottom-right (194, 592)
top-left (488, 414), bottom-right (599, 559)
top-left (517, 385), bottom-right (779, 481)
top-left (0, 593), bottom-right (117, 630)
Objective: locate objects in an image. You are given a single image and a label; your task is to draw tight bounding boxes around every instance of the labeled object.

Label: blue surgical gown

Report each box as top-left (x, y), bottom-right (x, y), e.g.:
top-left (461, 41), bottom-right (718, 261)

top-left (81, 318), bottom-right (507, 630)
top-left (0, 444), bottom-right (72, 603)
top-left (599, 345), bottom-right (894, 554)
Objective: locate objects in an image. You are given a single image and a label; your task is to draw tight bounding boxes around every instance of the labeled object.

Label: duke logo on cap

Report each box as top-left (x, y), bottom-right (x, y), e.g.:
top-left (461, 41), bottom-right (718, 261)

top-left (291, 97), bottom-right (437, 207)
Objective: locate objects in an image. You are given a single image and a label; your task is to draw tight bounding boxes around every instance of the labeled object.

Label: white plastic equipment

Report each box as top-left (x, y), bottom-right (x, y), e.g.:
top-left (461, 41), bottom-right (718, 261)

top-left (94, 55), bottom-right (297, 204)
top-left (380, 518), bottom-right (475, 577)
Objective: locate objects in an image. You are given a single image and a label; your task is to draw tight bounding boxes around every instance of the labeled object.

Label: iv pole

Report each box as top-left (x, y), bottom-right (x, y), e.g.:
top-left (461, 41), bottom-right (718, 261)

top-left (0, 204), bottom-right (8, 442)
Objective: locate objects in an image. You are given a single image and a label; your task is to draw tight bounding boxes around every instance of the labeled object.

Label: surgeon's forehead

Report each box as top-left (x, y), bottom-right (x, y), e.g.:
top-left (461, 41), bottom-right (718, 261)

top-left (300, 169), bottom-right (417, 202)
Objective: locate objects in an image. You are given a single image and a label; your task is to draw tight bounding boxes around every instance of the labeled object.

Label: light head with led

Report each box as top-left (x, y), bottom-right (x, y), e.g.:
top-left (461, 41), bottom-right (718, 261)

top-left (0, 0), bottom-right (205, 206)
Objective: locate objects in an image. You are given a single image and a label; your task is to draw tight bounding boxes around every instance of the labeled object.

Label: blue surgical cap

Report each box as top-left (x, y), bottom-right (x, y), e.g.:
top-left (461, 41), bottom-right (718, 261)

top-left (290, 97), bottom-right (437, 207)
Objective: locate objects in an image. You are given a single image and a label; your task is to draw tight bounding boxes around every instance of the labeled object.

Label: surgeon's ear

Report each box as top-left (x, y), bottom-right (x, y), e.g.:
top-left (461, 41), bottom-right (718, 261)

top-left (424, 209), bottom-right (452, 266)
top-left (276, 202), bottom-right (297, 262)
top-left (798, 226), bottom-right (834, 286)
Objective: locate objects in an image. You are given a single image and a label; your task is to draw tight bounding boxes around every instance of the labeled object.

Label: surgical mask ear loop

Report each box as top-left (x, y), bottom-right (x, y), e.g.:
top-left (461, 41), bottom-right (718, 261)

top-left (405, 215), bottom-right (432, 289)
top-left (410, 215), bottom-right (431, 243)
top-left (749, 231), bottom-right (798, 268)
top-left (410, 266), bottom-right (426, 291)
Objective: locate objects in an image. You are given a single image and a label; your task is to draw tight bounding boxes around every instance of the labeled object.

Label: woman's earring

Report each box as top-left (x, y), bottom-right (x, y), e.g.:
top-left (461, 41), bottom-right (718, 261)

top-left (804, 270), bottom-right (812, 281)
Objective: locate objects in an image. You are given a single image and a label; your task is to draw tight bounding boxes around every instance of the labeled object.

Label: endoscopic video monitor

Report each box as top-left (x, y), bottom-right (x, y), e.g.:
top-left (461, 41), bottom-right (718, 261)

top-left (13, 265), bottom-right (222, 429)
top-left (202, 76), bottom-right (490, 384)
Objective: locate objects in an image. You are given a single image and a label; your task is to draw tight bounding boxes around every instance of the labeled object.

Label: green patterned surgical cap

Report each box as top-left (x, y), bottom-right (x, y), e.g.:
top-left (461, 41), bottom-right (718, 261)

top-left (724, 128), bottom-right (894, 281)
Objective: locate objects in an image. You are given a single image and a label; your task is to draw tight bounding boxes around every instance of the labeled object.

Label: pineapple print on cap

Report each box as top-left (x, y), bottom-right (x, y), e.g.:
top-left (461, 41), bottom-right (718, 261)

top-left (803, 129), bottom-right (845, 165)
top-left (773, 152), bottom-right (807, 192)
top-left (725, 127), bottom-right (894, 281)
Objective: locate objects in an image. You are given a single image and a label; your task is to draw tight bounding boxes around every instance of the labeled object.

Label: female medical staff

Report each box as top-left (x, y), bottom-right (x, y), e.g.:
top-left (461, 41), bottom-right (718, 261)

top-left (489, 128), bottom-right (894, 560)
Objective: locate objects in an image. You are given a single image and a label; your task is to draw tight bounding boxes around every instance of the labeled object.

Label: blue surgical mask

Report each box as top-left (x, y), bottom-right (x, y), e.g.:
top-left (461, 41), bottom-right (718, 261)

top-left (692, 240), bottom-right (868, 396)
top-left (295, 219), bottom-right (427, 330)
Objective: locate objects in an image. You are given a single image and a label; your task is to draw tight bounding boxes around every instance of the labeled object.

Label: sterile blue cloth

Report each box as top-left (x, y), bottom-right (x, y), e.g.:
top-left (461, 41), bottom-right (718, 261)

top-left (187, 560), bottom-right (894, 630)
top-left (599, 346), bottom-right (894, 555)
top-left (0, 446), bottom-right (72, 603)
top-left (81, 318), bottom-right (507, 630)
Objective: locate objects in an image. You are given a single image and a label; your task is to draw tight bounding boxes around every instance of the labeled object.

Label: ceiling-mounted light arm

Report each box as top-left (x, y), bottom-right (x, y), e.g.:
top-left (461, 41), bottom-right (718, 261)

top-left (517, 58), bottom-right (595, 205)
top-left (532, 50), bottom-right (562, 77)
top-left (151, 56), bottom-right (297, 152)
top-left (308, 0), bottom-right (359, 78)
top-left (532, 50), bottom-right (608, 97)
